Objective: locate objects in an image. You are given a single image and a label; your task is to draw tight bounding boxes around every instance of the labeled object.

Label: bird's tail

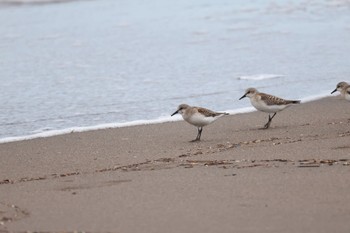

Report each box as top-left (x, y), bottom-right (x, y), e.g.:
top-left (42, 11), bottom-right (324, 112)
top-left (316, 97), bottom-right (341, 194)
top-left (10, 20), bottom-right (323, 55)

top-left (288, 100), bottom-right (301, 104)
top-left (214, 112), bottom-right (229, 117)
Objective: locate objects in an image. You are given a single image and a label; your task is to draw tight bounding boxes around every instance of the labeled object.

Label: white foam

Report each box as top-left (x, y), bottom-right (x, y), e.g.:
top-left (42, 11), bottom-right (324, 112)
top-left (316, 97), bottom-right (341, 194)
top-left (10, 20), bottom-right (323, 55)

top-left (299, 91), bottom-right (333, 103)
top-left (225, 107), bottom-right (255, 115)
top-left (238, 74), bottom-right (284, 81)
top-left (0, 93), bottom-right (332, 144)
top-left (0, 116), bottom-right (182, 144)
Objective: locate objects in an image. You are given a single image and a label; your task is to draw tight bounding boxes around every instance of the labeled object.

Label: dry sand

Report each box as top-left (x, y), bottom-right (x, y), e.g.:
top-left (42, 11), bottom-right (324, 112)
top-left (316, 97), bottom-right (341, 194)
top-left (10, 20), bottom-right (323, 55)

top-left (0, 96), bottom-right (350, 232)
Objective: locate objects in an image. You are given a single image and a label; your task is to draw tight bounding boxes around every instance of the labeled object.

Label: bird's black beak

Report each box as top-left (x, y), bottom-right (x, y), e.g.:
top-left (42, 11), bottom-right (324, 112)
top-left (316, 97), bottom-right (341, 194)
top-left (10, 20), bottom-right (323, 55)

top-left (171, 110), bottom-right (179, 116)
top-left (239, 93), bottom-right (247, 100)
top-left (331, 89), bottom-right (337, 94)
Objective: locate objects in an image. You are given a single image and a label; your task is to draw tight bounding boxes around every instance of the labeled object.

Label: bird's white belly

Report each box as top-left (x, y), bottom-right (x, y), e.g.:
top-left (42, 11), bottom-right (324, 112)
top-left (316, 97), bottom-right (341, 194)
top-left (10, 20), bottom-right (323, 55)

top-left (183, 113), bottom-right (218, 127)
top-left (345, 94), bottom-right (350, 101)
top-left (251, 99), bottom-right (287, 113)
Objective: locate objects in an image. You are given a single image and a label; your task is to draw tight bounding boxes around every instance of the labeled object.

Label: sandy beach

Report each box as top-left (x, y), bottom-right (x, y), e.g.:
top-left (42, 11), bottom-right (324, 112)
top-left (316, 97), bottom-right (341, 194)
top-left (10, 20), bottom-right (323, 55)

top-left (1, 96), bottom-right (350, 232)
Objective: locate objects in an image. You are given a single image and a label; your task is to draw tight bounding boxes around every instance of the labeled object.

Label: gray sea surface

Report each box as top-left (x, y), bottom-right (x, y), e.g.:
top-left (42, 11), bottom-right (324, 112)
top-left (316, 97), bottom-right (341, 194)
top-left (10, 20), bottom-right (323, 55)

top-left (1, 0), bottom-right (350, 139)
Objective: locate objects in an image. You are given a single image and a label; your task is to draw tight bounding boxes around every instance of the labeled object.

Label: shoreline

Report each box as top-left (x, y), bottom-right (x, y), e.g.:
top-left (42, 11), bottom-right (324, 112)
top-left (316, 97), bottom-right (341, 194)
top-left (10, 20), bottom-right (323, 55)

top-left (0, 92), bottom-right (333, 144)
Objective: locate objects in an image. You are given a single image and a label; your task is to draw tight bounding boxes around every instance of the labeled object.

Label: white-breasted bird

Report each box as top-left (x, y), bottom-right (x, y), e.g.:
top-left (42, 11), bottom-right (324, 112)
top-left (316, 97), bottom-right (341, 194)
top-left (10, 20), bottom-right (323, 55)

top-left (171, 104), bottom-right (228, 141)
top-left (239, 88), bottom-right (300, 129)
top-left (331, 81), bottom-right (350, 101)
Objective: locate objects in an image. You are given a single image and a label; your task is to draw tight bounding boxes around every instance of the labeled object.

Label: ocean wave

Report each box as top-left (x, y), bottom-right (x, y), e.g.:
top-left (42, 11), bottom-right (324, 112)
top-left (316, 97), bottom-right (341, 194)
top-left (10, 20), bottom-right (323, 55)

top-left (238, 74), bottom-right (285, 81)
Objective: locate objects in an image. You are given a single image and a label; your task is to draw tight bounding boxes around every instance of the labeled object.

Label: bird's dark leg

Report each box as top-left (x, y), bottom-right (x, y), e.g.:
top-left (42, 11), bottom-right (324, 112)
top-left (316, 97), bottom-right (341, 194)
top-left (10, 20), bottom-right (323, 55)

top-left (264, 113), bottom-right (277, 129)
top-left (191, 127), bottom-right (203, 142)
top-left (197, 127), bottom-right (203, 140)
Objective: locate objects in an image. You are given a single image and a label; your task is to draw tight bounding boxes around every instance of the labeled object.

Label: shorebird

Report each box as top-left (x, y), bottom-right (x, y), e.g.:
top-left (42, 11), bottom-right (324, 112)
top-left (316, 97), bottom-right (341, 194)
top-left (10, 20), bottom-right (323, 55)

top-left (171, 104), bottom-right (229, 142)
top-left (331, 81), bottom-right (350, 101)
top-left (239, 88), bottom-right (301, 129)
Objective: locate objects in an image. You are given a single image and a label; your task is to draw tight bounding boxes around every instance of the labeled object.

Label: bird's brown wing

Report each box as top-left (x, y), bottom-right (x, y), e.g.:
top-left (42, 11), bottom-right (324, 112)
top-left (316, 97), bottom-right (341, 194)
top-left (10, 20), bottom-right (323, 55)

top-left (196, 107), bottom-right (224, 117)
top-left (260, 93), bottom-right (300, 105)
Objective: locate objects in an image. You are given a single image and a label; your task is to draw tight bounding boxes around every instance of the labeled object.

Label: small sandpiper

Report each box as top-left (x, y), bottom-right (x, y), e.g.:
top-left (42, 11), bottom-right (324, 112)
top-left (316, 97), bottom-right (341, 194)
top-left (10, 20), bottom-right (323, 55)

top-left (239, 88), bottom-right (301, 129)
top-left (171, 104), bottom-right (229, 142)
top-left (331, 81), bottom-right (350, 101)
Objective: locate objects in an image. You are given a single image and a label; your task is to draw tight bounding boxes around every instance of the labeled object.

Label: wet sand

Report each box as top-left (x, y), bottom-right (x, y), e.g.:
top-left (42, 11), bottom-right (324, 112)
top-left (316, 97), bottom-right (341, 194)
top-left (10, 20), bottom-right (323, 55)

top-left (0, 96), bottom-right (350, 232)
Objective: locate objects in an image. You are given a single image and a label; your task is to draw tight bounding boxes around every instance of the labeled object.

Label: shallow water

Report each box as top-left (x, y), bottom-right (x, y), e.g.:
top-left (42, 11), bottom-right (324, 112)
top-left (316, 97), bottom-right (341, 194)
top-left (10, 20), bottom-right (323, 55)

top-left (0, 0), bottom-right (350, 140)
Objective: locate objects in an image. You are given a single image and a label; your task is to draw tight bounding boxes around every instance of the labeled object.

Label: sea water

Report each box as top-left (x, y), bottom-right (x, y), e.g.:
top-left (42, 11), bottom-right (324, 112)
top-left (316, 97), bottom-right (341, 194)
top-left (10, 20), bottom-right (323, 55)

top-left (0, 0), bottom-right (350, 142)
